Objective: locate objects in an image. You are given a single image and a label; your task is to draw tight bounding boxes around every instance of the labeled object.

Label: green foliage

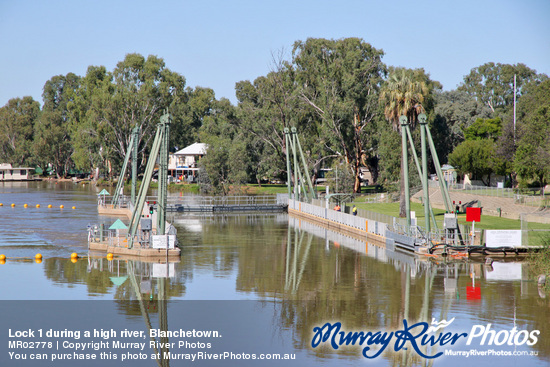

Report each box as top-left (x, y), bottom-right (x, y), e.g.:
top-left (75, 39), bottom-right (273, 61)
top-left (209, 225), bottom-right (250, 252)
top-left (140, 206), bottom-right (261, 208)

top-left (528, 237), bottom-right (550, 290)
top-left (513, 80), bottom-right (550, 187)
top-left (379, 67), bottom-right (437, 216)
top-left (68, 65), bottom-right (110, 175)
top-left (464, 117), bottom-right (502, 141)
top-left (449, 139), bottom-right (502, 185)
top-left (379, 67), bottom-right (435, 130)
top-left (293, 37), bottom-right (386, 192)
top-left (376, 123), bottom-right (401, 184)
top-left (3, 46), bottom-right (550, 194)
top-left (431, 90), bottom-right (492, 164)
top-left (458, 62), bottom-right (547, 115)
top-left (198, 99), bottom-right (242, 194)
top-left (324, 159), bottom-right (355, 193)
top-left (0, 97), bottom-right (40, 165)
top-left (34, 73), bottom-right (80, 178)
top-left (170, 86), bottom-right (214, 151)
top-left (514, 107), bottom-right (550, 187)
top-left (68, 54), bottom-right (186, 178)
top-left (235, 64), bottom-right (304, 183)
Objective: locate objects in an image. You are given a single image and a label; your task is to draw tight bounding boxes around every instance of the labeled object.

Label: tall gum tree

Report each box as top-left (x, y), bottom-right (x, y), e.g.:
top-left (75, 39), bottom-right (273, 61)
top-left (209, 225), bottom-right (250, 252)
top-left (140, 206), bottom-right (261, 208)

top-left (513, 79), bottom-right (550, 190)
top-left (88, 54), bottom-right (186, 176)
top-left (458, 62), bottom-right (547, 116)
top-left (0, 97), bottom-right (40, 166)
top-left (235, 58), bottom-right (327, 185)
top-left (292, 38), bottom-right (386, 193)
top-left (67, 65), bottom-right (110, 177)
top-left (35, 73), bottom-right (80, 178)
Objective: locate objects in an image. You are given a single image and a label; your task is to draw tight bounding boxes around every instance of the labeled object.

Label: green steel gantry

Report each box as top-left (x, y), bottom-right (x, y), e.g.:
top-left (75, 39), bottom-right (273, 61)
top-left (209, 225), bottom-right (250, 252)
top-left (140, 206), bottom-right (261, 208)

top-left (400, 113), bottom-right (453, 232)
top-left (112, 126), bottom-right (140, 208)
top-left (126, 112), bottom-right (171, 248)
top-left (284, 127), bottom-right (317, 201)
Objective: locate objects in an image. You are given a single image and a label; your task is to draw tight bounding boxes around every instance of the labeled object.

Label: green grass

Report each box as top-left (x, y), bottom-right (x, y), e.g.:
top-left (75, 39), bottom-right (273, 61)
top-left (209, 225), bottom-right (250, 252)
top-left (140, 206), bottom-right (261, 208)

top-left (352, 201), bottom-right (549, 231)
top-left (244, 184), bottom-right (290, 195)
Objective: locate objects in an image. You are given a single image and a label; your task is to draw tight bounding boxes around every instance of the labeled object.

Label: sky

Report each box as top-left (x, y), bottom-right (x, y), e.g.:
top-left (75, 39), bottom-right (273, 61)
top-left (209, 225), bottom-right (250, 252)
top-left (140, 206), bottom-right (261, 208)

top-left (0, 0), bottom-right (549, 107)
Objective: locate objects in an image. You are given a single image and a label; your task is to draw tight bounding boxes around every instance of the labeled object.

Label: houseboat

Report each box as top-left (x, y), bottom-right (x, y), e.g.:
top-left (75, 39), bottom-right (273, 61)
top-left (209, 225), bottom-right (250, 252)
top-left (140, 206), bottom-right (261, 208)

top-left (0, 163), bottom-right (41, 181)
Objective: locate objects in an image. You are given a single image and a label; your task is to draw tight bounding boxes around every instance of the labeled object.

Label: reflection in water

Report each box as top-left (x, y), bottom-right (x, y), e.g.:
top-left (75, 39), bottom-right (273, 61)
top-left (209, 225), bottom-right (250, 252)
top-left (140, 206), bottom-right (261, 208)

top-left (32, 212), bottom-right (550, 365)
top-left (108, 258), bottom-right (175, 367)
top-left (126, 262), bottom-right (170, 367)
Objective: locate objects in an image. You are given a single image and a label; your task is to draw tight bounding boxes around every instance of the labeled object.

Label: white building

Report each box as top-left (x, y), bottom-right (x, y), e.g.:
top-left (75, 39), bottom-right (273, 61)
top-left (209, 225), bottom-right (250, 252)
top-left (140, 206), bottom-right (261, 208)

top-left (0, 163), bottom-right (38, 181)
top-left (168, 143), bottom-right (207, 182)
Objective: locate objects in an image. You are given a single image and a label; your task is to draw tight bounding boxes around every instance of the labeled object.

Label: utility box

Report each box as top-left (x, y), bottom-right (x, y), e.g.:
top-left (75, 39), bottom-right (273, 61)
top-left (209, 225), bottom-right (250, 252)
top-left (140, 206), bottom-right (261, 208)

top-left (444, 213), bottom-right (458, 229)
top-left (140, 218), bottom-right (152, 231)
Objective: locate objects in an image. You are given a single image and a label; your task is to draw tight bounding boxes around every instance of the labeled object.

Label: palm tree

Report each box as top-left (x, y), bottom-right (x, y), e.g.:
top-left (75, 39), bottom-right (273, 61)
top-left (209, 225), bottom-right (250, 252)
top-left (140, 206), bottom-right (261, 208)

top-left (379, 68), bottom-right (429, 218)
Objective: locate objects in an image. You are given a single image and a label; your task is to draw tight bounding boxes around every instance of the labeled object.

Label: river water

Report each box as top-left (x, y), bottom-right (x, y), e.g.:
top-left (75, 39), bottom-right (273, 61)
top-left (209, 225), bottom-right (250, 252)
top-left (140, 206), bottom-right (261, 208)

top-left (0, 182), bottom-right (549, 366)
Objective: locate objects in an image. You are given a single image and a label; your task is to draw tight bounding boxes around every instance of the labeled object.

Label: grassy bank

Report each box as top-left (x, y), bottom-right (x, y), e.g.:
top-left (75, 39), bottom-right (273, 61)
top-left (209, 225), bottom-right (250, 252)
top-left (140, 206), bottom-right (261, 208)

top-left (528, 239), bottom-right (550, 291)
top-left (352, 201), bottom-right (549, 231)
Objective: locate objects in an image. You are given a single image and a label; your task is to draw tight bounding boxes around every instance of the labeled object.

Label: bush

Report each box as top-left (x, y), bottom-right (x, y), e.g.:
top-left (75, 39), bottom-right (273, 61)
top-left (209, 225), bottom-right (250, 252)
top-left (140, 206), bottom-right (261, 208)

top-left (528, 235), bottom-right (550, 292)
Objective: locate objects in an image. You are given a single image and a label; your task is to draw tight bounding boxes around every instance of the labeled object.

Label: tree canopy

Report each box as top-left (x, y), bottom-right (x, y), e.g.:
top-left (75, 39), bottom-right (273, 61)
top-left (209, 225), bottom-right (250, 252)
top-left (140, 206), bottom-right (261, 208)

top-left (1, 47), bottom-right (548, 193)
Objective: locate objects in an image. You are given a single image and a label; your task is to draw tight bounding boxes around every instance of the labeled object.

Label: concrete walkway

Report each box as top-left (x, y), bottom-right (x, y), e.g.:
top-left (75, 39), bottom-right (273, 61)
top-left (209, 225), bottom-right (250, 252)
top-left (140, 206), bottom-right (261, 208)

top-left (412, 187), bottom-right (550, 224)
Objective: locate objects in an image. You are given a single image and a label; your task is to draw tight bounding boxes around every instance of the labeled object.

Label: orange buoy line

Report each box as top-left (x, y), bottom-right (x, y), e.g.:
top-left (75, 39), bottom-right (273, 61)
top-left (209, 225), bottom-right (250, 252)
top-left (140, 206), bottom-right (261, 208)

top-left (0, 253), bottom-right (87, 263)
top-left (0, 203), bottom-right (73, 209)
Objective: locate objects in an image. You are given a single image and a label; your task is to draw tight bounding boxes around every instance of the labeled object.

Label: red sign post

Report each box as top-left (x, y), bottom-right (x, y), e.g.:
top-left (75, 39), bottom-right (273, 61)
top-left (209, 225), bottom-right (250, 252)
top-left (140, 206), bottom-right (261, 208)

top-left (466, 207), bottom-right (481, 222)
top-left (465, 207), bottom-right (481, 246)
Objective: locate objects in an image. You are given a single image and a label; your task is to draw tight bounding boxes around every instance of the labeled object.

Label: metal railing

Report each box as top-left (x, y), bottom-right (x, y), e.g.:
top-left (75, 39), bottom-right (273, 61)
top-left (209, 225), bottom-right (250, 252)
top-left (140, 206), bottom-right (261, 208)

top-left (98, 194), bottom-right (286, 209)
top-left (97, 195), bottom-right (131, 208)
top-left (429, 180), bottom-right (548, 206)
top-left (146, 195), bottom-right (281, 207)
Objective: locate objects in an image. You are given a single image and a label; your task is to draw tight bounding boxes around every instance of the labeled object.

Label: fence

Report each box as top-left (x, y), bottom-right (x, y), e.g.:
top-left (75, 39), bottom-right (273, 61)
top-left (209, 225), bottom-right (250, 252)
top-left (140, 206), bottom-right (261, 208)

top-left (520, 213), bottom-right (550, 246)
top-left (429, 180), bottom-right (548, 207)
top-left (146, 195), bottom-right (281, 207)
top-left (288, 198), bottom-right (389, 238)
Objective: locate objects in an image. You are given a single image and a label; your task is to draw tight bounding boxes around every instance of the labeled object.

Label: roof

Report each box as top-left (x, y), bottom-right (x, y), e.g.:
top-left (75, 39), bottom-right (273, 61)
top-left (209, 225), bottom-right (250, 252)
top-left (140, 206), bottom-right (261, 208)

top-left (109, 219), bottom-right (128, 230)
top-left (174, 143), bottom-right (207, 156)
top-left (0, 163), bottom-right (34, 170)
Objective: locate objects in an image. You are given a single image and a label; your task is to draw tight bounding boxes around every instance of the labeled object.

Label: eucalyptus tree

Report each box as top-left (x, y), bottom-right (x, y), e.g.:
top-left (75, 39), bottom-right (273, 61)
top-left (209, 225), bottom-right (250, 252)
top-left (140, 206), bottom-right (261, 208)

top-left (67, 65), bottom-right (111, 177)
top-left (291, 38), bottom-right (386, 193)
top-left (0, 96), bottom-right (40, 165)
top-left (34, 73), bottom-right (80, 178)
top-left (448, 118), bottom-right (505, 187)
top-left (170, 86), bottom-right (215, 151)
top-left (458, 62), bottom-right (547, 116)
top-left (431, 90), bottom-right (492, 164)
top-left (513, 79), bottom-right (550, 189)
top-left (235, 59), bottom-right (328, 185)
top-left (379, 68), bottom-right (431, 218)
top-left (198, 98), bottom-right (243, 194)
top-left (88, 54), bottom-right (186, 176)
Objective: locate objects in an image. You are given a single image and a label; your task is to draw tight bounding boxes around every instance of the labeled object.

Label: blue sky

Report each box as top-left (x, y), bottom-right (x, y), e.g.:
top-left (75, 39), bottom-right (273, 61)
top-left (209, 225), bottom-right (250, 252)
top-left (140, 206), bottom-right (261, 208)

top-left (1, 0), bottom-right (549, 107)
